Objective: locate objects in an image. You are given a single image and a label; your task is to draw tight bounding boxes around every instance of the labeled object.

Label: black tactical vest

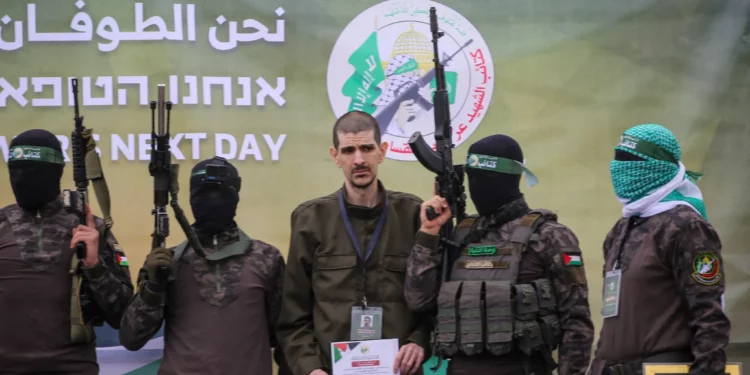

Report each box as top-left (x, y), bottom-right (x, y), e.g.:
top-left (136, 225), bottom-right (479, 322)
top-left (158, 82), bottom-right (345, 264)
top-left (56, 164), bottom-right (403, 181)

top-left (434, 210), bottom-right (562, 361)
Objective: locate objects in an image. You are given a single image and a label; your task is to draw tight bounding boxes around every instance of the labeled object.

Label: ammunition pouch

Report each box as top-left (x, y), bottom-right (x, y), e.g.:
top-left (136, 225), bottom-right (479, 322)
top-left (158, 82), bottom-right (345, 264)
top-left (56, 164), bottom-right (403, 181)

top-left (484, 280), bottom-right (513, 356)
top-left (512, 284), bottom-right (544, 355)
top-left (436, 281), bottom-right (461, 357)
top-left (533, 279), bottom-right (561, 351)
top-left (458, 281), bottom-right (484, 356)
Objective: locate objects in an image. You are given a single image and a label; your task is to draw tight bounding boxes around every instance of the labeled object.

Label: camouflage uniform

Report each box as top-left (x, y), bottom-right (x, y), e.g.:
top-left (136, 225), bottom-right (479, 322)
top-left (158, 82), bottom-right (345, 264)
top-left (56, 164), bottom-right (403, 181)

top-left (588, 205), bottom-right (730, 375)
top-left (0, 197), bottom-right (134, 373)
top-left (405, 198), bottom-right (594, 375)
top-left (118, 227), bottom-right (291, 375)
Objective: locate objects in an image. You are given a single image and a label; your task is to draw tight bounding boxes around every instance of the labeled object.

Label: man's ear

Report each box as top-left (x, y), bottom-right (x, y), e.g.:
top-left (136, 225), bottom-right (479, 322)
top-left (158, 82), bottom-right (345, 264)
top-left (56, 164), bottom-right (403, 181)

top-left (379, 141), bottom-right (389, 161)
top-left (329, 146), bottom-right (341, 167)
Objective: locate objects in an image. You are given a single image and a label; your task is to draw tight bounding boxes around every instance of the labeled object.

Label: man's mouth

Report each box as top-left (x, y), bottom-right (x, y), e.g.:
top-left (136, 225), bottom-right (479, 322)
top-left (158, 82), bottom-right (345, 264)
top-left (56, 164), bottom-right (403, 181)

top-left (353, 169), bottom-right (370, 177)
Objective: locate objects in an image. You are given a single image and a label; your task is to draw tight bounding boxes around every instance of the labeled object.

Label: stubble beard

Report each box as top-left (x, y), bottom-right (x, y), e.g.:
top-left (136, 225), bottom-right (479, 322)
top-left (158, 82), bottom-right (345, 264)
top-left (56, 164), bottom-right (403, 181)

top-left (350, 175), bottom-right (375, 190)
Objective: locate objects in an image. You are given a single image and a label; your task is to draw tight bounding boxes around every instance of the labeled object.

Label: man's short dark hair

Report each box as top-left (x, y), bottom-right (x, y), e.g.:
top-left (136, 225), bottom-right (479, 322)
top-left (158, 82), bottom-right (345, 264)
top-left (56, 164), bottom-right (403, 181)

top-left (332, 111), bottom-right (382, 149)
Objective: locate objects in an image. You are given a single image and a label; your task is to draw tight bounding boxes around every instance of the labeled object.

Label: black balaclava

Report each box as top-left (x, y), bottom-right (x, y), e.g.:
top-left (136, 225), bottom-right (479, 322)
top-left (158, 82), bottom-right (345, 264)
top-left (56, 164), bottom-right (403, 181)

top-left (8, 129), bottom-right (65, 212)
top-left (189, 157), bottom-right (242, 235)
top-left (465, 134), bottom-right (527, 215)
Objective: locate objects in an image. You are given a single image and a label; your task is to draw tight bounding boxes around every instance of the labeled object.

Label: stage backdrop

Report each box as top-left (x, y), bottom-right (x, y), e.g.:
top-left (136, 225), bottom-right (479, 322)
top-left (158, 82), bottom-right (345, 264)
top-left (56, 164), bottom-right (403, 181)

top-left (1, 0), bottom-right (749, 373)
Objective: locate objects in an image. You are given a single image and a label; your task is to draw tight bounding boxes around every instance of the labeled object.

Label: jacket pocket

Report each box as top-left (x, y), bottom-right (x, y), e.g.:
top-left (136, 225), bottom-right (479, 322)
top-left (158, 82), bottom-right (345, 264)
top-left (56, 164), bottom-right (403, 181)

top-left (383, 254), bottom-right (407, 272)
top-left (314, 254), bottom-right (358, 301)
top-left (316, 254), bottom-right (357, 270)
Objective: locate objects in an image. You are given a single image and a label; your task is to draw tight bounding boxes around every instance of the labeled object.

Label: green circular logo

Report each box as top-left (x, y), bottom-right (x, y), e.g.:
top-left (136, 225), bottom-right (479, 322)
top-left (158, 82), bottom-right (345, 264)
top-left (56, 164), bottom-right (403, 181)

top-left (11, 147), bottom-right (23, 159)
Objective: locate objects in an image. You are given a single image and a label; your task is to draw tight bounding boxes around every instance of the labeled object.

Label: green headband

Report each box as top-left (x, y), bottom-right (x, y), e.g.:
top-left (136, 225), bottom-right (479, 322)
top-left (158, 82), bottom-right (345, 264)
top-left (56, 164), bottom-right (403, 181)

top-left (616, 134), bottom-right (678, 164)
top-left (616, 134), bottom-right (704, 181)
top-left (8, 145), bottom-right (64, 164)
top-left (466, 153), bottom-right (539, 187)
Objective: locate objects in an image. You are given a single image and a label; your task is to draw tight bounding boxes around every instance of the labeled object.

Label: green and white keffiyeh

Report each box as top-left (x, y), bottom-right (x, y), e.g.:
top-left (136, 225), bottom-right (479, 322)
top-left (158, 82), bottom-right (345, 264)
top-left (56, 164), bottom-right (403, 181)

top-left (609, 124), bottom-right (708, 219)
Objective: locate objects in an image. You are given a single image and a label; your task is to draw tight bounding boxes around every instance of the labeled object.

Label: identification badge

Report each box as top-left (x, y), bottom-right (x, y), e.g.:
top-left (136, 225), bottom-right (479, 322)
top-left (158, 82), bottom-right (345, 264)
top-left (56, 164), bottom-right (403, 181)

top-left (601, 270), bottom-right (622, 319)
top-left (350, 306), bottom-right (383, 341)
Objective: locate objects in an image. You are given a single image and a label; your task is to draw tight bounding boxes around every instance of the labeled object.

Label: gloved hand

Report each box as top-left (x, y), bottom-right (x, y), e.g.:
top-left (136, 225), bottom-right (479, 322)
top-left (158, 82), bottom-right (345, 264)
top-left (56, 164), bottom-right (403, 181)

top-left (146, 247), bottom-right (174, 285)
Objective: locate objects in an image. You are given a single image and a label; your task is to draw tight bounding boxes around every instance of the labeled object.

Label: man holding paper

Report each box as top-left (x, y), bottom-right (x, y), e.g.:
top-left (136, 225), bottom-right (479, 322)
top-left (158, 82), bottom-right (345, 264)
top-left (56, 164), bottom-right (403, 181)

top-left (277, 111), bottom-right (432, 375)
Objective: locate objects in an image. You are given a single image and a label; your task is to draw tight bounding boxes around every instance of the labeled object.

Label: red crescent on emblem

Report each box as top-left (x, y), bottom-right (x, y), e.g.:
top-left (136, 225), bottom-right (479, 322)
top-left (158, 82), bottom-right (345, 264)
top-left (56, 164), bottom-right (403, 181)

top-left (700, 259), bottom-right (720, 278)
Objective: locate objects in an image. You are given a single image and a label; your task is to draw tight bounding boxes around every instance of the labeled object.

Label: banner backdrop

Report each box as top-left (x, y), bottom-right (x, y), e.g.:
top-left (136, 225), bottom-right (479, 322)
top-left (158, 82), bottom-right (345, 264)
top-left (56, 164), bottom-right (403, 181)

top-left (2, 0), bottom-right (749, 373)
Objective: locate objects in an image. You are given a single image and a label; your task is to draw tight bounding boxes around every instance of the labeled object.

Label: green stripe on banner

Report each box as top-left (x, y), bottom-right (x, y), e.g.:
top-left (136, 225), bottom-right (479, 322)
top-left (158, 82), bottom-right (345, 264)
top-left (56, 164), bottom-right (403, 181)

top-left (423, 356), bottom-right (448, 375)
top-left (123, 360), bottom-right (162, 375)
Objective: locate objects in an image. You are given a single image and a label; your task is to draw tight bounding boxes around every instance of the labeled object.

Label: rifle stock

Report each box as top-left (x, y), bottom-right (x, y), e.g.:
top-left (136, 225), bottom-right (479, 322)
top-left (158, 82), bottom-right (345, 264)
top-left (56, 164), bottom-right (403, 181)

top-left (408, 7), bottom-right (467, 283)
top-left (70, 78), bottom-right (88, 260)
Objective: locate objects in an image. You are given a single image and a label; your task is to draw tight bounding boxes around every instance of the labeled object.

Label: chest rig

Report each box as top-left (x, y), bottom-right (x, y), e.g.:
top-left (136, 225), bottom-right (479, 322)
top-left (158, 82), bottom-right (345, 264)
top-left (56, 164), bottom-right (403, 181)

top-left (435, 210), bottom-right (562, 363)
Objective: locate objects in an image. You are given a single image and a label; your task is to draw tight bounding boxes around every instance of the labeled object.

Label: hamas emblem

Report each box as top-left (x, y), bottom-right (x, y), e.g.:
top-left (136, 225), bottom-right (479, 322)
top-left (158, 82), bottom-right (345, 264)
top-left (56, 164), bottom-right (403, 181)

top-left (326, 0), bottom-right (495, 161)
top-left (11, 147), bottom-right (23, 160)
top-left (692, 252), bottom-right (721, 285)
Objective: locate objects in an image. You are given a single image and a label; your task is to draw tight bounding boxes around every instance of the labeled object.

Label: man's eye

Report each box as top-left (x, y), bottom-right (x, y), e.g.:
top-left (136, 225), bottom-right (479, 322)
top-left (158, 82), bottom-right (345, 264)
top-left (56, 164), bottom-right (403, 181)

top-left (341, 147), bottom-right (355, 154)
top-left (359, 145), bottom-right (375, 152)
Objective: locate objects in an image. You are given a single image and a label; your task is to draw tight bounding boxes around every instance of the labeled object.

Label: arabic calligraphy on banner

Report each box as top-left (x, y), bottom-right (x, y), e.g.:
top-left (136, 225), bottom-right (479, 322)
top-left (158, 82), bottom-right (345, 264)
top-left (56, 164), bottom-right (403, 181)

top-left (325, 0), bottom-right (495, 162)
top-left (0, 1), bottom-right (285, 52)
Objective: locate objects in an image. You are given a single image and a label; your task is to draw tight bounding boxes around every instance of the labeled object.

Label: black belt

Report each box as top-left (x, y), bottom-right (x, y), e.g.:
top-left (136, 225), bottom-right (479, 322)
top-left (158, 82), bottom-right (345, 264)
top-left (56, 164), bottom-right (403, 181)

top-left (604, 350), bottom-right (693, 375)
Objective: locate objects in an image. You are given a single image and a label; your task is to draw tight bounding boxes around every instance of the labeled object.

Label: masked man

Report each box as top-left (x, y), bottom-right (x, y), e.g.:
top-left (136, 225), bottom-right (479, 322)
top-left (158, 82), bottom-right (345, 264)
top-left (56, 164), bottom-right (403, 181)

top-left (587, 124), bottom-right (731, 375)
top-left (405, 134), bottom-right (595, 375)
top-left (118, 156), bottom-right (291, 375)
top-left (277, 111), bottom-right (433, 375)
top-left (0, 129), bottom-right (134, 374)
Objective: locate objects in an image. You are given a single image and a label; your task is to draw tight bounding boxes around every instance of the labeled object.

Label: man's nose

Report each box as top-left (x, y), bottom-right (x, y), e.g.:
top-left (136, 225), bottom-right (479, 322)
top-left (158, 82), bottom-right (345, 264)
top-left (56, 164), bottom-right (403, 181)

top-left (354, 151), bottom-right (366, 165)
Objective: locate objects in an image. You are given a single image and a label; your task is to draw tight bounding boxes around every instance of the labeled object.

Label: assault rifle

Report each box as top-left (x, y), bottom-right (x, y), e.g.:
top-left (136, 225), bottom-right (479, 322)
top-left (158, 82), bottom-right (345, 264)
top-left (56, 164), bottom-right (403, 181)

top-left (69, 78), bottom-right (89, 260)
top-left (148, 84), bottom-right (205, 283)
top-left (408, 7), bottom-right (467, 282)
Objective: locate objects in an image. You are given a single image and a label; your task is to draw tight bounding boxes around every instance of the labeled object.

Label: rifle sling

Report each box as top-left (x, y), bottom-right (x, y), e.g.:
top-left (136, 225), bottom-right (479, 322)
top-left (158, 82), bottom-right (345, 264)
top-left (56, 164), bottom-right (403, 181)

top-left (168, 163), bottom-right (207, 258)
top-left (81, 128), bottom-right (113, 230)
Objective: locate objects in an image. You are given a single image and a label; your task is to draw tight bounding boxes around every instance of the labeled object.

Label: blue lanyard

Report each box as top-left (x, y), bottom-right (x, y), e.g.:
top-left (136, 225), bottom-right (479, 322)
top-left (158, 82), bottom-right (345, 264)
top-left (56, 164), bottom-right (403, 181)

top-left (337, 190), bottom-right (389, 262)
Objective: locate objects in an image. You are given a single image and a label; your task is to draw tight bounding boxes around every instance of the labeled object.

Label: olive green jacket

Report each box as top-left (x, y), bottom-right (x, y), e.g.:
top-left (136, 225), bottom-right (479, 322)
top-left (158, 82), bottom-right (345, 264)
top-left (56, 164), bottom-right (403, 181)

top-left (277, 182), bottom-right (432, 375)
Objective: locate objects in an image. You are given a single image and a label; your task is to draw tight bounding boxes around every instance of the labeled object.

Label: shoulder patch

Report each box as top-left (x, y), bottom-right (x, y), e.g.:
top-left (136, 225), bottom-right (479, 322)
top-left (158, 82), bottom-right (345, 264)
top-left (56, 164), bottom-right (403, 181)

top-left (562, 252), bottom-right (583, 267)
top-left (109, 241), bottom-right (128, 266)
top-left (692, 251), bottom-right (721, 285)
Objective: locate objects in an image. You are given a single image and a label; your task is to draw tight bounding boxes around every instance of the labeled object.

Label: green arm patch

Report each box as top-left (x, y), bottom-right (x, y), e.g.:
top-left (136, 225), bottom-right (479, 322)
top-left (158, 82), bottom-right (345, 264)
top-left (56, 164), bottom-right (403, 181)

top-left (691, 251), bottom-right (722, 285)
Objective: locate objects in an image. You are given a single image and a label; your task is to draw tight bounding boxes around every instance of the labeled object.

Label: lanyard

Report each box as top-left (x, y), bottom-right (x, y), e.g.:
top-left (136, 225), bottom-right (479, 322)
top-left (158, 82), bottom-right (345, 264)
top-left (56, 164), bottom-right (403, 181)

top-left (337, 190), bottom-right (389, 307)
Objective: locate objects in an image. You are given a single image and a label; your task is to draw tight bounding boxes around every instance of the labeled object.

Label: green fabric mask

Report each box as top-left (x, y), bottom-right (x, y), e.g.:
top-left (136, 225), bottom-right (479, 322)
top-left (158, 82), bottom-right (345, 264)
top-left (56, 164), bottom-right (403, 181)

top-left (609, 123), bottom-right (707, 218)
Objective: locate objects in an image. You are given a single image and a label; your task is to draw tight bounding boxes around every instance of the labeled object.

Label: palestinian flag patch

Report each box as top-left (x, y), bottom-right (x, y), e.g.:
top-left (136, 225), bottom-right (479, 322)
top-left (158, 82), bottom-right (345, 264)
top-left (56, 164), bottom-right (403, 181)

top-left (563, 254), bottom-right (582, 267)
top-left (116, 253), bottom-right (129, 266)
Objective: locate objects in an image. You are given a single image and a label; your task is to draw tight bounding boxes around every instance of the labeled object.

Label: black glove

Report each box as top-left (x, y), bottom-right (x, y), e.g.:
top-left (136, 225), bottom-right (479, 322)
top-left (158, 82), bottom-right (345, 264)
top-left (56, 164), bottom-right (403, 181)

top-left (146, 247), bottom-right (173, 286)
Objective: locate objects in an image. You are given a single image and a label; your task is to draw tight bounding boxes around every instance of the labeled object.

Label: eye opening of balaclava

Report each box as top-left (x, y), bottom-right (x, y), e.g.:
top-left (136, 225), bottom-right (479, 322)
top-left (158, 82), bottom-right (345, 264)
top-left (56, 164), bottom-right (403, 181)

top-left (464, 134), bottom-right (538, 216)
top-left (7, 129), bottom-right (65, 212)
top-left (189, 157), bottom-right (242, 235)
top-left (609, 124), bottom-right (703, 203)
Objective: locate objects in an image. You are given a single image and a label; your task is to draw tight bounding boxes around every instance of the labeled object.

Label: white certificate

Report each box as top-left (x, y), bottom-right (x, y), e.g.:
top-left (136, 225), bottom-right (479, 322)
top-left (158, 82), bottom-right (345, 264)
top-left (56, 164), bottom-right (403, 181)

top-left (331, 338), bottom-right (400, 375)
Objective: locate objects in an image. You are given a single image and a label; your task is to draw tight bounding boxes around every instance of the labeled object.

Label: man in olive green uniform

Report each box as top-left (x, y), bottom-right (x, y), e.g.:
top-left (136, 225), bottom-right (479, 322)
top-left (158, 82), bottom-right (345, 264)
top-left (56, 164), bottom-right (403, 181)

top-left (277, 111), bottom-right (432, 375)
top-left (119, 157), bottom-right (291, 375)
top-left (405, 134), bottom-right (594, 375)
top-left (0, 129), bottom-right (134, 374)
top-left (588, 124), bottom-right (730, 375)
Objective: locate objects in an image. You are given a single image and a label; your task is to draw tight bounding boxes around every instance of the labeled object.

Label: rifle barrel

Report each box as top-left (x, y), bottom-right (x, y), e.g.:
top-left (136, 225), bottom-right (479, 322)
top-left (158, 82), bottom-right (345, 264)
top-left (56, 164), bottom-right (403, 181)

top-left (157, 85), bottom-right (166, 136)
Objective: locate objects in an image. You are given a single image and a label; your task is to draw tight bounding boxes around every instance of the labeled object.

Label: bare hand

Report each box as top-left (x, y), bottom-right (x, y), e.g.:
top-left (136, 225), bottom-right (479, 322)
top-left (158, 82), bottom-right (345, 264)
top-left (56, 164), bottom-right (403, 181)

top-left (419, 195), bottom-right (452, 236)
top-left (393, 343), bottom-right (424, 375)
top-left (70, 204), bottom-right (99, 268)
top-left (307, 370), bottom-right (328, 375)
